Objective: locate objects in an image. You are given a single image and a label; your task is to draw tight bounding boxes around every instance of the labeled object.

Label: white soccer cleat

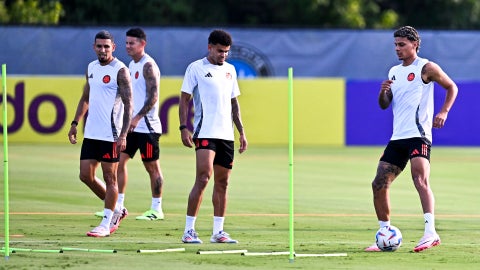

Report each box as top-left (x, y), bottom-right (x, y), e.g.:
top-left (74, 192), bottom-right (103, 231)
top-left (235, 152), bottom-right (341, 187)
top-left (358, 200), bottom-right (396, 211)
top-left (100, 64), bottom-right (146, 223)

top-left (109, 207), bottom-right (128, 234)
top-left (210, 231), bottom-right (238, 244)
top-left (413, 233), bottom-right (441, 252)
top-left (86, 226), bottom-right (110, 237)
top-left (182, 229), bottom-right (203, 244)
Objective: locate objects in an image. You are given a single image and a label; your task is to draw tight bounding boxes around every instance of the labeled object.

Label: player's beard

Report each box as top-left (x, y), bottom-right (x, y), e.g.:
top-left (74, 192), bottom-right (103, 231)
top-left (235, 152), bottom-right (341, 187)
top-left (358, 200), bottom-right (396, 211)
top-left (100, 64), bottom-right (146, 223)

top-left (98, 54), bottom-right (109, 64)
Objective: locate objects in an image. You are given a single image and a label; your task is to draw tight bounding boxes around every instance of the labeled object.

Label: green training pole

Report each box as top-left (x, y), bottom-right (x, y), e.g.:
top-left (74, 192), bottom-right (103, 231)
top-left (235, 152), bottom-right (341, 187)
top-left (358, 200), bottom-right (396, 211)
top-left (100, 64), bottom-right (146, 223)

top-left (288, 67), bottom-right (294, 262)
top-left (2, 64), bottom-right (10, 260)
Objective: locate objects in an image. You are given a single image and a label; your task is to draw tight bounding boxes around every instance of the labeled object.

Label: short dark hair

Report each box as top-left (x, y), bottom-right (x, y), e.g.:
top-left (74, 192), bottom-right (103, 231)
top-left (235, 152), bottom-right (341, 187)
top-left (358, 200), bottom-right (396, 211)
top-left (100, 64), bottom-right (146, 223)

top-left (95, 30), bottom-right (114, 42)
top-left (208, 29), bottom-right (232, 46)
top-left (394, 26), bottom-right (421, 52)
top-left (126, 27), bottom-right (146, 41)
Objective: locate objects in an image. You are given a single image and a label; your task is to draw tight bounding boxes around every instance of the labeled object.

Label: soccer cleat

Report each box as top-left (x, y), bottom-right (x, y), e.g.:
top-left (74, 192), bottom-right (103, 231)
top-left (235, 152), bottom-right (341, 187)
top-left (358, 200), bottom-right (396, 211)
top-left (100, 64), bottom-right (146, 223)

top-left (364, 243), bottom-right (381, 252)
top-left (109, 207), bottom-right (128, 234)
top-left (135, 209), bottom-right (164, 221)
top-left (413, 233), bottom-right (441, 252)
top-left (86, 226), bottom-right (110, 237)
top-left (182, 229), bottom-right (203, 244)
top-left (210, 231), bottom-right (238, 244)
top-left (94, 211), bottom-right (104, 218)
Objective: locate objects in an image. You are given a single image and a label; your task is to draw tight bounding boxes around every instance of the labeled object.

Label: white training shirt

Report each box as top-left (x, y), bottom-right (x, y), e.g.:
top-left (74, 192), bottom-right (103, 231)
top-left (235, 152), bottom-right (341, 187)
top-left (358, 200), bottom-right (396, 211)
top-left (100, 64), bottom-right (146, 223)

top-left (388, 57), bottom-right (434, 143)
top-left (181, 57), bottom-right (240, 141)
top-left (84, 58), bottom-right (126, 142)
top-left (129, 54), bottom-right (162, 134)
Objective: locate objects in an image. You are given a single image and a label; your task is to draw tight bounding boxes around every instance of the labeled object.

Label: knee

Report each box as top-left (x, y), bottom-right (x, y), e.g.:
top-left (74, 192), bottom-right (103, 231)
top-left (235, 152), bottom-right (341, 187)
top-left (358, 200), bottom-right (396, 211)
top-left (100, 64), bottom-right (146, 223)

top-left (412, 175), bottom-right (429, 190)
top-left (102, 173), bottom-right (117, 185)
top-left (371, 176), bottom-right (390, 191)
top-left (79, 173), bottom-right (91, 184)
top-left (214, 179), bottom-right (228, 192)
top-left (194, 174), bottom-right (210, 189)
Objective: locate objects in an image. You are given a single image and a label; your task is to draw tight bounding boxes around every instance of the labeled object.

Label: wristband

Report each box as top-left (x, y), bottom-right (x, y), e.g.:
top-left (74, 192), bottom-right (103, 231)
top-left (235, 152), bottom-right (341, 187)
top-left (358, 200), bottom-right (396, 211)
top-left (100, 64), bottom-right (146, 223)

top-left (71, 120), bottom-right (79, 126)
top-left (179, 125), bottom-right (187, 131)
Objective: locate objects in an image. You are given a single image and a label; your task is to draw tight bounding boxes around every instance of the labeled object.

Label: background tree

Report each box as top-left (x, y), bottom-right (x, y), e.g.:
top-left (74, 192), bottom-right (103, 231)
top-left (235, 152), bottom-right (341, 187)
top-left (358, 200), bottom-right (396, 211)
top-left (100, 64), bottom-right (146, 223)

top-left (3, 0), bottom-right (480, 29)
top-left (3, 0), bottom-right (62, 24)
top-left (0, 0), bottom-right (9, 23)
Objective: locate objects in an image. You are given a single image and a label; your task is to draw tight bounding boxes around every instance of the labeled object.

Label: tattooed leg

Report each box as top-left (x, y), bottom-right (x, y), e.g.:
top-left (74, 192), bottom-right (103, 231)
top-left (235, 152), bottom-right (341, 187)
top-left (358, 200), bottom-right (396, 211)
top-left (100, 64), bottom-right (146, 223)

top-left (371, 161), bottom-right (402, 221)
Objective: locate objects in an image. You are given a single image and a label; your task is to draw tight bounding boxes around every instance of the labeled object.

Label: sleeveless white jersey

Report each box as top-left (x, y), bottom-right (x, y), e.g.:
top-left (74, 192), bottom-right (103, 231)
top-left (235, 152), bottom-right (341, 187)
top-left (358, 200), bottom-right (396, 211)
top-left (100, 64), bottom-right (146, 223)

top-left (181, 57), bottom-right (240, 141)
top-left (84, 58), bottom-right (127, 142)
top-left (129, 54), bottom-right (162, 134)
top-left (388, 57), bottom-right (434, 143)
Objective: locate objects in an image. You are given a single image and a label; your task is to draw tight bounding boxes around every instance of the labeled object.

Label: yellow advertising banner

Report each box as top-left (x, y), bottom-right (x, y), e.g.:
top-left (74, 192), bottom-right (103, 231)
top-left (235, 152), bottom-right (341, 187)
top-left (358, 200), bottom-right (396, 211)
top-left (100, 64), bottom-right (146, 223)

top-left (1, 77), bottom-right (344, 146)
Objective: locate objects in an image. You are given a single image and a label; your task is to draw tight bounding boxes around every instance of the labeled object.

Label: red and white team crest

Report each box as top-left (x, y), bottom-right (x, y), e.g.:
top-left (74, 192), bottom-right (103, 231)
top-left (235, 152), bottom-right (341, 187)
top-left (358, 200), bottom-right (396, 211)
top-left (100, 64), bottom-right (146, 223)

top-left (226, 72), bottom-right (232, 80)
top-left (135, 71), bottom-right (139, 79)
top-left (103, 75), bottom-right (111, 83)
top-left (407, 73), bottom-right (415, 81)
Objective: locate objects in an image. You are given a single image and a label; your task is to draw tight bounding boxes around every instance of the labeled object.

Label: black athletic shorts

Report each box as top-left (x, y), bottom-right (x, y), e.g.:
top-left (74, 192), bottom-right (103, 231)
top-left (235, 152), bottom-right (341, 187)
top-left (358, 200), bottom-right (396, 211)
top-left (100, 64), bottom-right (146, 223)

top-left (80, 138), bottom-right (119, 163)
top-left (194, 138), bottom-right (234, 169)
top-left (380, 137), bottom-right (431, 170)
top-left (122, 132), bottom-right (160, 162)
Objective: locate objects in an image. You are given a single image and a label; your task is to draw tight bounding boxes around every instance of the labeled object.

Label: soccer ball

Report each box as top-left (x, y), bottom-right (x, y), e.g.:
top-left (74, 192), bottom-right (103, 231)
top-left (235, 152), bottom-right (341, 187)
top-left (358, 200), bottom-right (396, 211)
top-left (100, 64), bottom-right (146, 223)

top-left (375, 225), bottom-right (403, 251)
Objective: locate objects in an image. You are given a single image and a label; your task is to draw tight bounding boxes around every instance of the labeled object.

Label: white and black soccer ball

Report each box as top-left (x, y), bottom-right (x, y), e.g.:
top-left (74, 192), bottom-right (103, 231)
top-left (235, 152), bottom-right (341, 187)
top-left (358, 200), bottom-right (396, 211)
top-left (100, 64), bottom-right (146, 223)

top-left (375, 225), bottom-right (403, 251)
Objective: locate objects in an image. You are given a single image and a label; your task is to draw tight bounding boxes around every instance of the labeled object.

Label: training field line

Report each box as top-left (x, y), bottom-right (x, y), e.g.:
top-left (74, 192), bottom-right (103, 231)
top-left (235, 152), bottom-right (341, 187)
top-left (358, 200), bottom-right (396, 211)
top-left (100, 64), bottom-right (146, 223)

top-left (1, 212), bottom-right (480, 218)
top-left (5, 239), bottom-right (480, 247)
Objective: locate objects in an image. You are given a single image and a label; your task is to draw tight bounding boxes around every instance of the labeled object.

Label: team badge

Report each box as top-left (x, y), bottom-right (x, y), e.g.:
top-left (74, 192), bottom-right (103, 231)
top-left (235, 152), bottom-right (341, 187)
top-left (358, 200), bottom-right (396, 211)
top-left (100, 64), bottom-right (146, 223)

top-left (226, 72), bottom-right (232, 80)
top-left (407, 73), bottom-right (415, 81)
top-left (135, 71), bottom-right (139, 79)
top-left (103, 75), bottom-right (111, 83)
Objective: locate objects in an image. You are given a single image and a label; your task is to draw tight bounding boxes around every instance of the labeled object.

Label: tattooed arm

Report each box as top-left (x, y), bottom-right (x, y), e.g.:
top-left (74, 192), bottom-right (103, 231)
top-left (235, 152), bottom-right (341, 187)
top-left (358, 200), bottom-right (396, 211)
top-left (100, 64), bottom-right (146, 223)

top-left (129, 61), bottom-right (160, 131)
top-left (231, 97), bottom-right (248, 153)
top-left (117, 66), bottom-right (133, 151)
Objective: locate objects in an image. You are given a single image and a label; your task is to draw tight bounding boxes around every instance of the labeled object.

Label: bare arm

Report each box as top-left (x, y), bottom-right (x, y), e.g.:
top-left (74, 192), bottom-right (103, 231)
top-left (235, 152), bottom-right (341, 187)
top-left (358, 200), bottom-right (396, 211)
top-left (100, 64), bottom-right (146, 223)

top-left (422, 62), bottom-right (458, 128)
top-left (129, 62), bottom-right (160, 131)
top-left (179, 91), bottom-right (193, 148)
top-left (117, 67), bottom-right (133, 150)
top-left (68, 74), bottom-right (90, 144)
top-left (378, 80), bottom-right (393, 110)
top-left (232, 97), bottom-right (248, 153)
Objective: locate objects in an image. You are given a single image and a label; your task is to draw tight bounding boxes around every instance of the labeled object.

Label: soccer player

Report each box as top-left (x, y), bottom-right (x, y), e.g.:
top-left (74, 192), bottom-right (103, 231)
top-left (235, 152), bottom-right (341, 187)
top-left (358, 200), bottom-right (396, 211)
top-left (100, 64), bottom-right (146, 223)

top-left (179, 29), bottom-right (248, 244)
top-left (68, 30), bottom-right (133, 237)
top-left (115, 27), bottom-right (165, 221)
top-left (364, 26), bottom-right (458, 252)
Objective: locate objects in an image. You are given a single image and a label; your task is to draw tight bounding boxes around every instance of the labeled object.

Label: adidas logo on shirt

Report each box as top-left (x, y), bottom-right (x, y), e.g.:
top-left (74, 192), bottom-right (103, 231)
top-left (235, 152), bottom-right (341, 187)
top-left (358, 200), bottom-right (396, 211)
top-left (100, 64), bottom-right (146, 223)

top-left (205, 72), bottom-right (212, 77)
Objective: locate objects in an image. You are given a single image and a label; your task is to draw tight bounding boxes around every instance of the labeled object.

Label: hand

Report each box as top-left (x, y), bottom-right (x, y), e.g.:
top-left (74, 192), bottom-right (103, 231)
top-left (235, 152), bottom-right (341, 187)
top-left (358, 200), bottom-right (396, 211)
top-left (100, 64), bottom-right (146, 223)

top-left (68, 126), bottom-right (77, 144)
top-left (128, 115), bottom-right (140, 132)
top-left (117, 136), bottom-right (127, 151)
top-left (380, 80), bottom-right (393, 93)
top-left (181, 129), bottom-right (193, 148)
top-left (433, 111), bottom-right (448, 128)
top-left (238, 133), bottom-right (248, 153)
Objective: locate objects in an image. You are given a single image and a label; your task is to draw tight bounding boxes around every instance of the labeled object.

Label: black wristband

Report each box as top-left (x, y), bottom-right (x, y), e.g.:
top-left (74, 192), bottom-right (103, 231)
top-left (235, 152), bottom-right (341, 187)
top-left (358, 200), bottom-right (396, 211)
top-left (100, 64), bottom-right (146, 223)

top-left (71, 120), bottom-right (78, 126)
top-left (179, 125), bottom-right (187, 131)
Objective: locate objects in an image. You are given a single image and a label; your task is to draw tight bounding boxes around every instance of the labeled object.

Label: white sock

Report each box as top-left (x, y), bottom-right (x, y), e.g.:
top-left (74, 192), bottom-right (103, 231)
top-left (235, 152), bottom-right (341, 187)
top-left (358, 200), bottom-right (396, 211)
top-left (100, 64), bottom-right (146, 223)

top-left (213, 216), bottom-right (225, 235)
top-left (379, 220), bottom-right (390, 228)
top-left (100, 208), bottom-right (113, 228)
top-left (424, 213), bottom-right (436, 235)
top-left (185, 215), bottom-right (196, 233)
top-left (116, 193), bottom-right (125, 209)
top-left (151, 197), bottom-right (162, 212)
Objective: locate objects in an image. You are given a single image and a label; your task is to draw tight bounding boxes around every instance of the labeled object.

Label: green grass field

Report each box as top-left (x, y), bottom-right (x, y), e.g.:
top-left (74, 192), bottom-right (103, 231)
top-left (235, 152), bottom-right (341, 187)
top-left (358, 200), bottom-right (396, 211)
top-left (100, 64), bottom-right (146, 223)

top-left (1, 144), bottom-right (479, 269)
